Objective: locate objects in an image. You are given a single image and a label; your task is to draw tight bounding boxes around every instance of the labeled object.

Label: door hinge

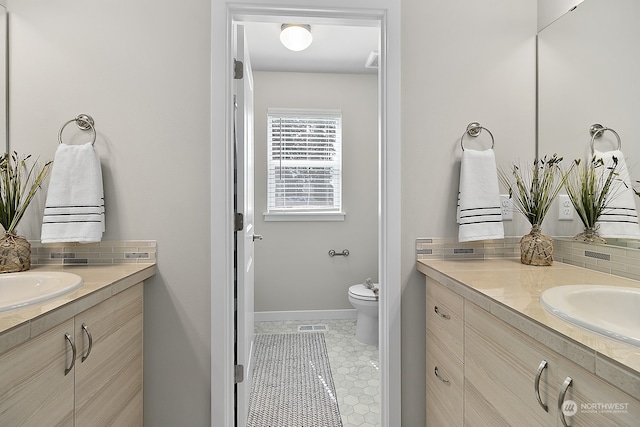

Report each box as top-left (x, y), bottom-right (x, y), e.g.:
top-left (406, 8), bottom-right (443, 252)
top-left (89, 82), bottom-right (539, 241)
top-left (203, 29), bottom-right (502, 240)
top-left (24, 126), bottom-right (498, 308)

top-left (234, 364), bottom-right (244, 384)
top-left (234, 60), bottom-right (243, 80)
top-left (235, 212), bottom-right (244, 232)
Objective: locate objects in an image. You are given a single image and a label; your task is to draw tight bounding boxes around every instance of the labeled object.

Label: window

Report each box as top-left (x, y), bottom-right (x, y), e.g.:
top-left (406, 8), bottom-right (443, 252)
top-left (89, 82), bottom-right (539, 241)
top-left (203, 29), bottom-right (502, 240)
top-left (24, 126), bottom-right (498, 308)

top-left (266, 108), bottom-right (343, 221)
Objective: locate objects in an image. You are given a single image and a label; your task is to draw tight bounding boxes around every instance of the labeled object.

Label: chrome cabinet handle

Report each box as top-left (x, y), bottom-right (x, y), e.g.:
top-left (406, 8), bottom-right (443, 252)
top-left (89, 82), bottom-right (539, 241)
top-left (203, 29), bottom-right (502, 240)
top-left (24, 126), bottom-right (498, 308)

top-left (558, 376), bottom-right (574, 427)
top-left (64, 333), bottom-right (76, 376)
top-left (434, 367), bottom-right (450, 385)
top-left (81, 323), bottom-right (93, 363)
top-left (534, 360), bottom-right (549, 412)
top-left (434, 306), bottom-right (451, 319)
top-left (252, 234), bottom-right (263, 241)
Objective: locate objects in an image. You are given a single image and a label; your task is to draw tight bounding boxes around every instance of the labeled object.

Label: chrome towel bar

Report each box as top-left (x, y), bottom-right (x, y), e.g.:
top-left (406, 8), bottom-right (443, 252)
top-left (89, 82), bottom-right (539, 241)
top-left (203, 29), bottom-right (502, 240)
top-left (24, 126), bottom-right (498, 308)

top-left (328, 249), bottom-right (349, 257)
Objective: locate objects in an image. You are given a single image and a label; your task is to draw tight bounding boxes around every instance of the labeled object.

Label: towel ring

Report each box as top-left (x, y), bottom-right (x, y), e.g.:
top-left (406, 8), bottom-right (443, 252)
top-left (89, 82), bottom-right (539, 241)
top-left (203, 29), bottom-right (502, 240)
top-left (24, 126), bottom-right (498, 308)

top-left (58, 114), bottom-right (96, 145)
top-left (589, 123), bottom-right (621, 153)
top-left (460, 122), bottom-right (494, 151)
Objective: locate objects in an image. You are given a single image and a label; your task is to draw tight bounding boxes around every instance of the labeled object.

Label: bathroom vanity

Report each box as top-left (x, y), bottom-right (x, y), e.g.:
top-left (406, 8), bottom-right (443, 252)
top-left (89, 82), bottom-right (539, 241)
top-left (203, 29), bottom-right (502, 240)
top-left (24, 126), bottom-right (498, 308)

top-left (418, 258), bottom-right (640, 426)
top-left (0, 263), bottom-right (156, 425)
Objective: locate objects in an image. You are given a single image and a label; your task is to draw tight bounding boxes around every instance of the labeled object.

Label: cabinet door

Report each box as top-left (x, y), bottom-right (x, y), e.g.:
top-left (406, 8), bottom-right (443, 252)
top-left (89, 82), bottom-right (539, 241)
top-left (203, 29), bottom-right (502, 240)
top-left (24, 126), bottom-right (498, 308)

top-left (426, 278), bottom-right (464, 361)
top-left (0, 320), bottom-right (75, 426)
top-left (74, 283), bottom-right (143, 426)
top-left (556, 356), bottom-right (640, 427)
top-left (465, 302), bottom-right (557, 427)
top-left (427, 330), bottom-right (463, 426)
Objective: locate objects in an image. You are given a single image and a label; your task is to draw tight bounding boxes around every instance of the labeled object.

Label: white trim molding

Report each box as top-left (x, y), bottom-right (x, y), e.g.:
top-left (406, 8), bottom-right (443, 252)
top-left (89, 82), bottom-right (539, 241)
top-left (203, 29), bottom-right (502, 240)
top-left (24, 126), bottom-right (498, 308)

top-left (212, 2), bottom-right (401, 427)
top-left (254, 309), bottom-right (357, 322)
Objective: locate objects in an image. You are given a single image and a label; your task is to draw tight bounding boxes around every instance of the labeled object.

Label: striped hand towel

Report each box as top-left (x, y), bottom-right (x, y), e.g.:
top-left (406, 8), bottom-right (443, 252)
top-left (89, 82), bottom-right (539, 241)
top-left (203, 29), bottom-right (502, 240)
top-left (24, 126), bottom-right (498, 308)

top-left (41, 142), bottom-right (105, 243)
top-left (457, 148), bottom-right (504, 242)
top-left (594, 150), bottom-right (640, 239)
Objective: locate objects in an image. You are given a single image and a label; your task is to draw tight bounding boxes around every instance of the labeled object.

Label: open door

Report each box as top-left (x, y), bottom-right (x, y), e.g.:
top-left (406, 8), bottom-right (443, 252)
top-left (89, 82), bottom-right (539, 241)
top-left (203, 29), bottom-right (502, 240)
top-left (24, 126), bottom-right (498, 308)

top-left (233, 23), bottom-right (256, 427)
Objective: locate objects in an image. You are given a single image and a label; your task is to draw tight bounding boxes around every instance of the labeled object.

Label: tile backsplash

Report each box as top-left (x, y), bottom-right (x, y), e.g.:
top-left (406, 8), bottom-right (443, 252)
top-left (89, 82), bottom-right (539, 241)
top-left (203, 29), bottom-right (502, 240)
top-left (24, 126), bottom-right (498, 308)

top-left (30, 240), bottom-right (157, 265)
top-left (416, 237), bottom-right (520, 260)
top-left (416, 236), bottom-right (640, 283)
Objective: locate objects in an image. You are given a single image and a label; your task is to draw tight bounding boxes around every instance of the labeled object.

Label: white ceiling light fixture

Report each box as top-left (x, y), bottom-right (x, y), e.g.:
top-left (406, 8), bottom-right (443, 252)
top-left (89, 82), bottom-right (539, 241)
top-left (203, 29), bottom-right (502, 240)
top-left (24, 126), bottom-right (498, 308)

top-left (280, 24), bottom-right (313, 51)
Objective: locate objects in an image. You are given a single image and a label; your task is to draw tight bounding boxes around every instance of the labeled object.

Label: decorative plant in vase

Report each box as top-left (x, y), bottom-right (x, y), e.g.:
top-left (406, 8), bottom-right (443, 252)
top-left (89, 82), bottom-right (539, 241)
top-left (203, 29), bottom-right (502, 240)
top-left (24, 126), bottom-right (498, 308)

top-left (498, 154), bottom-right (571, 266)
top-left (0, 152), bottom-right (52, 272)
top-left (564, 156), bottom-right (619, 244)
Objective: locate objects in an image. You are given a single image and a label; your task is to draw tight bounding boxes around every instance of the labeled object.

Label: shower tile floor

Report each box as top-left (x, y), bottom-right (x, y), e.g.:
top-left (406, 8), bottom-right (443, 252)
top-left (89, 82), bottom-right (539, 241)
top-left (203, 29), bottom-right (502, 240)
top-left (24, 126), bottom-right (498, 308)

top-left (254, 319), bottom-right (380, 427)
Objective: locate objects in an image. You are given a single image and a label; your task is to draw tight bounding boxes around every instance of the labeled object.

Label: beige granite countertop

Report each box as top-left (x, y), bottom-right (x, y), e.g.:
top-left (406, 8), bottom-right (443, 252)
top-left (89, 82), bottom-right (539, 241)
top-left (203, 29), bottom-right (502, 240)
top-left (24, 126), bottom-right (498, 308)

top-left (417, 258), bottom-right (640, 400)
top-left (0, 263), bottom-right (156, 355)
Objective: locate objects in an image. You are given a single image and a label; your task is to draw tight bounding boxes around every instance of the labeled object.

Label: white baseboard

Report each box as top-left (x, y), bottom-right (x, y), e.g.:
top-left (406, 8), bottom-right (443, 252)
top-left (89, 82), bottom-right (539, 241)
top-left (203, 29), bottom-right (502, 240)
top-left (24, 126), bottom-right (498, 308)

top-left (254, 309), bottom-right (357, 322)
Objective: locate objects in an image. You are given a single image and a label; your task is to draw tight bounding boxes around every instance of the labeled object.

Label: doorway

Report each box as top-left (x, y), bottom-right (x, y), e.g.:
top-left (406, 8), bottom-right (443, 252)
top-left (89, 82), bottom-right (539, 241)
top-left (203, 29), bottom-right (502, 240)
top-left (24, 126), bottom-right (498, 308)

top-left (210, 2), bottom-right (402, 426)
top-left (244, 19), bottom-right (380, 427)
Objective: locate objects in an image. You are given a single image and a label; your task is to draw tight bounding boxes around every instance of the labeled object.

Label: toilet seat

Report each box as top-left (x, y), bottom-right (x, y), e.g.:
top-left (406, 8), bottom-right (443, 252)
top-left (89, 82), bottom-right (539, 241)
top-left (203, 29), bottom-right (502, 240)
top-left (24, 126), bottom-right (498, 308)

top-left (348, 283), bottom-right (378, 301)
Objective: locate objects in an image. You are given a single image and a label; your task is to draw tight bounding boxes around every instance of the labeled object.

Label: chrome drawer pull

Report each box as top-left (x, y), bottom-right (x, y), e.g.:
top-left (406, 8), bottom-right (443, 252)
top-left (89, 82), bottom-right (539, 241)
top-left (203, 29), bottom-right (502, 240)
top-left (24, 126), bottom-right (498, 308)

top-left (558, 376), bottom-right (574, 427)
top-left (534, 360), bottom-right (549, 412)
top-left (81, 323), bottom-right (93, 362)
top-left (64, 332), bottom-right (76, 376)
top-left (434, 367), bottom-right (450, 385)
top-left (434, 306), bottom-right (451, 319)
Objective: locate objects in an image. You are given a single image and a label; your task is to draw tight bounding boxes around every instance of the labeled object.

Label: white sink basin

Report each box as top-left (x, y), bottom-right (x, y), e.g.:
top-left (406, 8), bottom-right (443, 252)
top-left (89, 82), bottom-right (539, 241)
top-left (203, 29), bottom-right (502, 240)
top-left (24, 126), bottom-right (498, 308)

top-left (0, 271), bottom-right (83, 312)
top-left (540, 285), bottom-right (640, 347)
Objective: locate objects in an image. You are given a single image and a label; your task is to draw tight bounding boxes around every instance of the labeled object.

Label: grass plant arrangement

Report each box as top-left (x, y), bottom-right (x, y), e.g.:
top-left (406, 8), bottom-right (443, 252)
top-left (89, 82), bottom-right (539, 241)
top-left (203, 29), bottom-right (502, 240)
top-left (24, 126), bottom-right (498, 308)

top-left (0, 152), bottom-right (52, 235)
top-left (498, 154), bottom-right (569, 228)
top-left (564, 156), bottom-right (619, 243)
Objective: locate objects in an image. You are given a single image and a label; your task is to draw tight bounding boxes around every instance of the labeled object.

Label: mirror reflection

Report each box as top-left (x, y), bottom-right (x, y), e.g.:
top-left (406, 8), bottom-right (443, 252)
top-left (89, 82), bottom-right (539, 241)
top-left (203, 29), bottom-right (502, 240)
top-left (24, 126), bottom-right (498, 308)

top-left (0, 5), bottom-right (6, 154)
top-left (538, 0), bottom-right (640, 245)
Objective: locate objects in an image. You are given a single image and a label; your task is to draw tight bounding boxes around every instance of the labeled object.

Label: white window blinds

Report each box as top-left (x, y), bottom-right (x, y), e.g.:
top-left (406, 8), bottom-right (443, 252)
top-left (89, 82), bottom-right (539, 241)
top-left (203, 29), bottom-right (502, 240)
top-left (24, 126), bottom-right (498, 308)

top-left (267, 109), bottom-right (342, 213)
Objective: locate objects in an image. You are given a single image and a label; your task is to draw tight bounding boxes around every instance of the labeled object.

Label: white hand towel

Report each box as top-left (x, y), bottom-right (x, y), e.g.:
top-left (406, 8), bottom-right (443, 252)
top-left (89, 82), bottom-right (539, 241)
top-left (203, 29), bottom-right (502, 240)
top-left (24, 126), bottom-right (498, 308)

top-left (41, 142), bottom-right (105, 243)
top-left (594, 149), bottom-right (640, 239)
top-left (457, 148), bottom-right (504, 242)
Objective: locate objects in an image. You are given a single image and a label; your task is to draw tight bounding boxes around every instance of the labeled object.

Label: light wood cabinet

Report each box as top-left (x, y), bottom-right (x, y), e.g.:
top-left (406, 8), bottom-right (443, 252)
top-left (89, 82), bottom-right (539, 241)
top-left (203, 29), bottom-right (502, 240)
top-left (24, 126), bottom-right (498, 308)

top-left (0, 282), bottom-right (144, 426)
top-left (465, 301), bottom-right (557, 426)
top-left (555, 354), bottom-right (640, 427)
top-left (75, 283), bottom-right (143, 426)
top-left (464, 301), bottom-right (640, 427)
top-left (425, 276), bottom-right (640, 427)
top-left (0, 319), bottom-right (75, 426)
top-left (426, 279), bottom-right (464, 426)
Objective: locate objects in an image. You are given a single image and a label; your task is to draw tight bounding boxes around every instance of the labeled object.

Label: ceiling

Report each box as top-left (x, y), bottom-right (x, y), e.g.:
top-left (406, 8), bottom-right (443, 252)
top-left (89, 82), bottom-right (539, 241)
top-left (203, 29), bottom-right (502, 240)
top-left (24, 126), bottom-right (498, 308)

top-left (242, 22), bottom-right (379, 75)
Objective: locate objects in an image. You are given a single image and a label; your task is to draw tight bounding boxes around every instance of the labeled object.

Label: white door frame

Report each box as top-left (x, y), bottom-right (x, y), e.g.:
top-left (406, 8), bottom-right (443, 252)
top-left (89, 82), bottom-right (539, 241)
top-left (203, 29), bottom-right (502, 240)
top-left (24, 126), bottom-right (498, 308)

top-left (211, 2), bottom-right (401, 426)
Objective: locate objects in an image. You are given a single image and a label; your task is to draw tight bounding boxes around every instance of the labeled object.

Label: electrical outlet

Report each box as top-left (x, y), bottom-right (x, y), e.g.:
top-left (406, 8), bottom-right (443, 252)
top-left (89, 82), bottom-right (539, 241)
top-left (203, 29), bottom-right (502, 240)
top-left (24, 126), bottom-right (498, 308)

top-left (500, 195), bottom-right (513, 221)
top-left (558, 194), bottom-right (574, 221)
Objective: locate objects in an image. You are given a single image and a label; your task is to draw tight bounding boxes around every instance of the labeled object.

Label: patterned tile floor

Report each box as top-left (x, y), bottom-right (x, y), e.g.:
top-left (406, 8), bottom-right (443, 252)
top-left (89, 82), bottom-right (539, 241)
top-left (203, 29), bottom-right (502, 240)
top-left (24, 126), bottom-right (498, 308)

top-left (254, 319), bottom-right (380, 427)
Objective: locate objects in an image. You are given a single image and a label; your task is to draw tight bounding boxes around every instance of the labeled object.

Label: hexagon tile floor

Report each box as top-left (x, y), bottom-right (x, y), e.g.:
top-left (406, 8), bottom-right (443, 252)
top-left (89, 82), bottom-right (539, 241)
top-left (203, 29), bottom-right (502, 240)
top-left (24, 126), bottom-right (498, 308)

top-left (254, 319), bottom-right (380, 427)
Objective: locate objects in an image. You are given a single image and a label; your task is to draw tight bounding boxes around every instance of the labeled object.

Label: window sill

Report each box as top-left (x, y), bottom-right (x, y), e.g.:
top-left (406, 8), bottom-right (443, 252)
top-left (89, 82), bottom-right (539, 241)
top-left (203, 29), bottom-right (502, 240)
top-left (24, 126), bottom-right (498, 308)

top-left (263, 211), bottom-right (346, 222)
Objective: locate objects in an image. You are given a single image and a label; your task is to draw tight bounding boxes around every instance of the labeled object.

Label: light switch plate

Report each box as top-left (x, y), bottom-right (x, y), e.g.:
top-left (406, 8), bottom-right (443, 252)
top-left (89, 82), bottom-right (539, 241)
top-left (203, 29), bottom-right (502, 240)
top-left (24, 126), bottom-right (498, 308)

top-left (500, 195), bottom-right (513, 221)
top-left (558, 194), bottom-right (574, 221)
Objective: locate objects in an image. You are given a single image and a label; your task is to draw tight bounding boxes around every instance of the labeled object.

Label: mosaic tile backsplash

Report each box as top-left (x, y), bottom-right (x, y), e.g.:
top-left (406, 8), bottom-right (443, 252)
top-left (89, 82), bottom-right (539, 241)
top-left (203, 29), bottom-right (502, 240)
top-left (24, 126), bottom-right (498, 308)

top-left (416, 236), bottom-right (640, 283)
top-left (416, 237), bottom-right (520, 260)
top-left (30, 240), bottom-right (156, 265)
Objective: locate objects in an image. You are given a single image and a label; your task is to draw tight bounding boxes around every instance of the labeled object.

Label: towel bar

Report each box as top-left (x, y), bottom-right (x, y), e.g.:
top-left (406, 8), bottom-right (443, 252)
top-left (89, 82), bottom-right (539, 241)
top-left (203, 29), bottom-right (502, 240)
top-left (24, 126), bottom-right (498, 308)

top-left (58, 114), bottom-right (96, 145)
top-left (460, 122), bottom-right (494, 151)
top-left (328, 249), bottom-right (349, 257)
top-left (589, 123), bottom-right (621, 153)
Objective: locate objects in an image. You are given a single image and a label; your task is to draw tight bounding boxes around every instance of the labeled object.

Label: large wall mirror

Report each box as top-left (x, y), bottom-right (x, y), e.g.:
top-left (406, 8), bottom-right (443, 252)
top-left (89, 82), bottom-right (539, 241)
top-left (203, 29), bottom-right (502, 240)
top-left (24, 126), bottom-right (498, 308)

top-left (0, 4), bottom-right (6, 154)
top-left (538, 0), bottom-right (640, 243)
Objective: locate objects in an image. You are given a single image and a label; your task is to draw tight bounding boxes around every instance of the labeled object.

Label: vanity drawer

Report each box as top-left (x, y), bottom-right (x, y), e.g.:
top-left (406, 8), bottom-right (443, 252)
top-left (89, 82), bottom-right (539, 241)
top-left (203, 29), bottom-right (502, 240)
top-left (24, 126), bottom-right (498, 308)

top-left (426, 278), bottom-right (464, 361)
top-left (426, 329), bottom-right (463, 427)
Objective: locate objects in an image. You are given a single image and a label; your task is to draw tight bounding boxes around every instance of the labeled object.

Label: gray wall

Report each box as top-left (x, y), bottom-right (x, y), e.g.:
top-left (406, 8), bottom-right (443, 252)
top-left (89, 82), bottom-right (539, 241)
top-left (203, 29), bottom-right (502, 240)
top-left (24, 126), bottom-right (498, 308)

top-left (8, 1), bottom-right (212, 425)
top-left (253, 71), bottom-right (378, 312)
top-left (8, 0), bottom-right (538, 425)
top-left (401, 0), bottom-right (537, 424)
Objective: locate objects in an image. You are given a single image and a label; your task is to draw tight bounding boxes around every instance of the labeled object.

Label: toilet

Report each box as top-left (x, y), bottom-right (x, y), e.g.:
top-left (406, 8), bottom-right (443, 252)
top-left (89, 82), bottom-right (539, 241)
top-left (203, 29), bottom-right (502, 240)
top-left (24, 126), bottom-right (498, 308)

top-left (347, 283), bottom-right (379, 346)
